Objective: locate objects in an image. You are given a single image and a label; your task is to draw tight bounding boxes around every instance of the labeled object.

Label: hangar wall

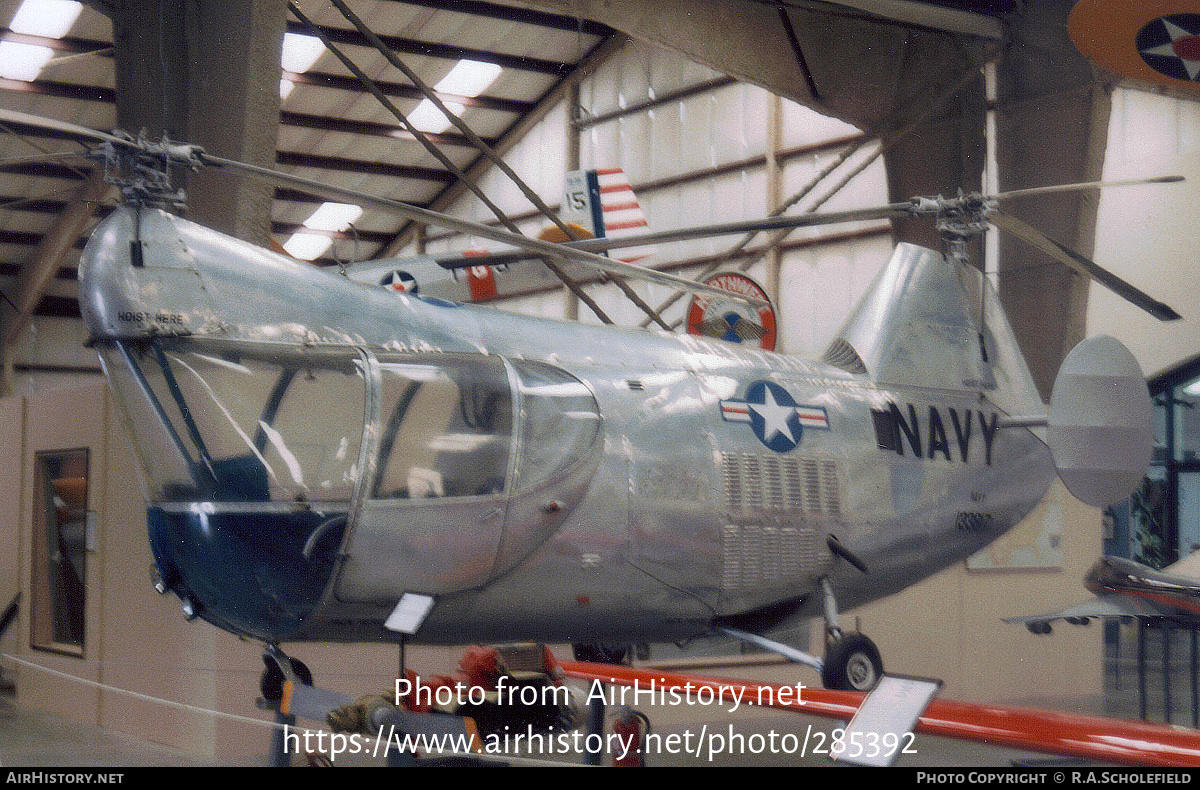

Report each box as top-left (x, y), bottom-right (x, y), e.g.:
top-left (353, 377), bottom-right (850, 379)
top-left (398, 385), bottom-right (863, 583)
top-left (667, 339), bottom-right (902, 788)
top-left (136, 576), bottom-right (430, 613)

top-left (426, 37), bottom-right (894, 355)
top-left (1088, 88), bottom-right (1200, 379)
top-left (426, 41), bottom-right (1199, 703)
top-left (425, 37), bottom-right (1106, 703)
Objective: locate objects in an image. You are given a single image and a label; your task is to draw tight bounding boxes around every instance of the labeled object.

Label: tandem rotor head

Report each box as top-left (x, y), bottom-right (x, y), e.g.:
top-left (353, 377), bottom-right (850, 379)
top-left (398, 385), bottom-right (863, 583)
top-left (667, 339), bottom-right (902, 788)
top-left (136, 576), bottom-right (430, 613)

top-left (96, 130), bottom-right (206, 210)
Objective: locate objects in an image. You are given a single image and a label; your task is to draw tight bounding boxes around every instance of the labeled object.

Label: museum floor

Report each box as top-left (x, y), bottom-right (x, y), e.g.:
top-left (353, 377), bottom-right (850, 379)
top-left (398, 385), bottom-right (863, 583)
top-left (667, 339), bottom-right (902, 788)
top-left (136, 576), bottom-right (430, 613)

top-left (0, 627), bottom-right (1194, 768)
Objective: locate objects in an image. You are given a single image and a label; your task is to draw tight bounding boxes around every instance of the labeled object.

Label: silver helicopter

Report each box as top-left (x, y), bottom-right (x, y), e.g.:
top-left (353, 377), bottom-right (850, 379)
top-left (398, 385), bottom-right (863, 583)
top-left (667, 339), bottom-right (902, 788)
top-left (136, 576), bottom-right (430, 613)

top-left (2, 109), bottom-right (1172, 692)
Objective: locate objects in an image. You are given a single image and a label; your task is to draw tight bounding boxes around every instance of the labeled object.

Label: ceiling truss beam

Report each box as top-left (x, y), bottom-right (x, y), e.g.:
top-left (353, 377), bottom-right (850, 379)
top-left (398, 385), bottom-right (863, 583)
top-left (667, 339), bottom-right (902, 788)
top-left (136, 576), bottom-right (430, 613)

top-left (384, 0), bottom-right (611, 35)
top-left (283, 19), bottom-right (573, 75)
top-left (3, 169), bottom-right (108, 351)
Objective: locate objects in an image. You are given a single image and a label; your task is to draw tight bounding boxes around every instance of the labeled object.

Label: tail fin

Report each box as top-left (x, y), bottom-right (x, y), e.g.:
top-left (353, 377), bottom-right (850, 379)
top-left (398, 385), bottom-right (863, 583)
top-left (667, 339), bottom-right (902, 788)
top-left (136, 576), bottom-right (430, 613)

top-left (562, 168), bottom-right (656, 262)
top-left (822, 243), bottom-right (1044, 419)
top-left (1046, 335), bottom-right (1153, 507)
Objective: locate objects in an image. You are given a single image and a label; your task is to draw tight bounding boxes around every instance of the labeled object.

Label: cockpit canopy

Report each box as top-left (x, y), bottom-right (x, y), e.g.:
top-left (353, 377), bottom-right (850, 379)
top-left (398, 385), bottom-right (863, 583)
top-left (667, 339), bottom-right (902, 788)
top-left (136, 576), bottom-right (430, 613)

top-left (98, 338), bottom-right (601, 506)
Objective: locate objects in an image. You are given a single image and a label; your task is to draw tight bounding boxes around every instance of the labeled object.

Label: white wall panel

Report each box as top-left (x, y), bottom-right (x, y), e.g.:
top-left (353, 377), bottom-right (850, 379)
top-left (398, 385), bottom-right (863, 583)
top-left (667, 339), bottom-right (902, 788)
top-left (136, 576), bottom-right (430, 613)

top-left (438, 39), bottom-right (893, 337)
top-left (616, 112), bottom-right (653, 180)
top-left (580, 119), bottom-right (619, 173)
top-left (646, 41), bottom-right (721, 97)
top-left (780, 97), bottom-right (862, 148)
top-left (777, 234), bottom-right (894, 356)
top-left (677, 91), bottom-right (718, 173)
top-left (1087, 88), bottom-right (1200, 377)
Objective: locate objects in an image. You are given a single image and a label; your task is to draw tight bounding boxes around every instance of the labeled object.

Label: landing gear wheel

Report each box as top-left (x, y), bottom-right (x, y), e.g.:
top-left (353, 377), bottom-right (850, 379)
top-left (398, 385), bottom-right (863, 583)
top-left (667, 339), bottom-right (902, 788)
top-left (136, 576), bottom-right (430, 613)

top-left (821, 632), bottom-right (882, 691)
top-left (572, 642), bottom-right (631, 665)
top-left (260, 655), bottom-right (313, 702)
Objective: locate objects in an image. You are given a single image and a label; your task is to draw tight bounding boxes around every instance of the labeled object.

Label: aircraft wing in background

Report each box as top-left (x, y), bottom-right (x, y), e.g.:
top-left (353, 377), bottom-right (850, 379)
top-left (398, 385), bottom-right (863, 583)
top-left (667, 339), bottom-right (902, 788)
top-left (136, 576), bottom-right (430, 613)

top-left (1006, 554), bottom-right (1200, 634)
top-left (1004, 594), bottom-right (1166, 634)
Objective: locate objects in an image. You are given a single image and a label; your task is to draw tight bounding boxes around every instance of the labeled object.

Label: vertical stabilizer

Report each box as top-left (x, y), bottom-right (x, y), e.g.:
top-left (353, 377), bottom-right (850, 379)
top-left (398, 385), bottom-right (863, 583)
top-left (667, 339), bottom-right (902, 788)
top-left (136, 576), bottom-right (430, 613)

top-left (562, 168), bottom-right (655, 262)
top-left (823, 243), bottom-right (1044, 417)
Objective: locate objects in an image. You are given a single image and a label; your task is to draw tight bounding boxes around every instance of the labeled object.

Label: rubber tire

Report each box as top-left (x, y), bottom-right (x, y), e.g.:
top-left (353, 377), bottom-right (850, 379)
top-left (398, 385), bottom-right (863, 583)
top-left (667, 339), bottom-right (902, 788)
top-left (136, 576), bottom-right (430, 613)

top-left (260, 656), bottom-right (313, 702)
top-left (822, 632), bottom-right (883, 691)
top-left (572, 642), bottom-right (631, 665)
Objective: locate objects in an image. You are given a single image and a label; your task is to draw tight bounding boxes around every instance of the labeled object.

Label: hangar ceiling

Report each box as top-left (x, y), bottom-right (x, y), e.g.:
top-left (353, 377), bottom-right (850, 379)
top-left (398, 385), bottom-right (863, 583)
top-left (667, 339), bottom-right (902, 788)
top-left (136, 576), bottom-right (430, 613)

top-left (0, 0), bottom-right (1171, 396)
top-left (0, 0), bottom-right (620, 332)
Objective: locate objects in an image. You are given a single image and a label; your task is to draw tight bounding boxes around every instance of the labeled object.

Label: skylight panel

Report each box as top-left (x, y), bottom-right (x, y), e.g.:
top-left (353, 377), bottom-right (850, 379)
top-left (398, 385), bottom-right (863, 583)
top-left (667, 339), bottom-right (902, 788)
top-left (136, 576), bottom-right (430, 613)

top-left (281, 32), bottom-right (325, 74)
top-left (0, 40), bottom-right (54, 82)
top-left (303, 202), bottom-right (363, 232)
top-left (283, 202), bottom-right (363, 261)
top-left (408, 99), bottom-right (464, 134)
top-left (9, 0), bottom-right (82, 39)
top-left (2, 0), bottom-right (82, 82)
top-left (434, 59), bottom-right (501, 97)
top-left (402, 59), bottom-right (501, 133)
top-left (279, 32), bottom-right (324, 99)
top-left (283, 232), bottom-right (334, 262)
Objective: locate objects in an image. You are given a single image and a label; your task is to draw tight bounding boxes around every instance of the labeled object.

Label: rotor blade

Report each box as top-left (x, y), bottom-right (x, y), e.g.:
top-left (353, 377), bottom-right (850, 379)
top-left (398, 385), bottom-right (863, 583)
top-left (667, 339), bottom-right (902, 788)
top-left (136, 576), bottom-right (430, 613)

top-left (990, 210), bottom-right (1181, 322)
top-left (994, 175), bottom-right (1184, 202)
top-left (0, 108), bottom-right (130, 149)
top-left (199, 152), bottom-right (769, 309)
top-left (434, 251), bottom-right (535, 270)
top-left (0, 150), bottom-right (92, 167)
top-left (433, 202), bottom-right (910, 265)
top-left (1, 109), bottom-right (766, 309)
top-left (555, 203), bottom-right (912, 254)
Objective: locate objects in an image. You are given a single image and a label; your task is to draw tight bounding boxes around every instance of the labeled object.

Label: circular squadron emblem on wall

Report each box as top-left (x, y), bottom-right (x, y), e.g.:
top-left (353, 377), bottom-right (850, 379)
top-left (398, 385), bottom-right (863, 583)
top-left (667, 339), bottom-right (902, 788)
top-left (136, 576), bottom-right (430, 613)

top-left (686, 272), bottom-right (776, 351)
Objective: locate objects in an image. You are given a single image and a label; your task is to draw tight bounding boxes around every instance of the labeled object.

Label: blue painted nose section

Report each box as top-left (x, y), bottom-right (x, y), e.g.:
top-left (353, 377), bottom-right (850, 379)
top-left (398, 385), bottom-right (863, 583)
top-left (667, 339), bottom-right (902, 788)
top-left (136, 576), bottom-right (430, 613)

top-left (148, 506), bottom-right (346, 642)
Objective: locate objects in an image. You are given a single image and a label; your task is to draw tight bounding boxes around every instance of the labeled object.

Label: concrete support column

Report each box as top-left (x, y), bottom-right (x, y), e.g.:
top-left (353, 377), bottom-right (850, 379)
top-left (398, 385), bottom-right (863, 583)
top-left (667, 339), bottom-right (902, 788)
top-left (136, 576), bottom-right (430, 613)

top-left (994, 1), bottom-right (1111, 400)
top-left (883, 73), bottom-right (988, 254)
top-left (995, 84), bottom-right (1111, 399)
top-left (111, 0), bottom-right (286, 245)
top-left (0, 329), bottom-right (12, 396)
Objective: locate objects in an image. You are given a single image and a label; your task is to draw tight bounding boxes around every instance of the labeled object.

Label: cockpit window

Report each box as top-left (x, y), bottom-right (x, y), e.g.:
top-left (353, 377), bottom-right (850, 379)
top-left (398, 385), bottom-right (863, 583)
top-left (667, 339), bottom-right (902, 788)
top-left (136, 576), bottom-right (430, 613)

top-left (98, 340), bottom-right (600, 508)
top-left (512, 361), bottom-right (601, 492)
top-left (100, 340), bottom-right (366, 502)
top-left (372, 356), bottom-right (513, 499)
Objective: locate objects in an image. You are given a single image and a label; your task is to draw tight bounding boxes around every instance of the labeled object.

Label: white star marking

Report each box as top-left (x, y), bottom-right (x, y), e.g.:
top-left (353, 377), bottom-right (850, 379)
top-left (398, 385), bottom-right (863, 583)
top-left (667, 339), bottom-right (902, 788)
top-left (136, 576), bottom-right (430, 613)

top-left (749, 387), bottom-right (796, 445)
top-left (1141, 19), bottom-right (1200, 80)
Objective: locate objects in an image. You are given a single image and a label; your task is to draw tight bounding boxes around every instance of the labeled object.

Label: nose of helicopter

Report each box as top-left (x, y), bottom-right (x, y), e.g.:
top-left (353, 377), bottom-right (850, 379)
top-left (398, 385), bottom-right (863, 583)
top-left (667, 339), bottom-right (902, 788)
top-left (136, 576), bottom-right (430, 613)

top-left (79, 206), bottom-right (220, 339)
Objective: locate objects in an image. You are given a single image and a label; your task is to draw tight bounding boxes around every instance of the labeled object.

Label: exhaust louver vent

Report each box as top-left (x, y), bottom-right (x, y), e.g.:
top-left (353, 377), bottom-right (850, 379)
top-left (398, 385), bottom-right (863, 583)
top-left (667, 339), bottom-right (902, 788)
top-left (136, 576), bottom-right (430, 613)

top-left (722, 453), bottom-right (842, 516)
top-left (721, 523), bottom-right (821, 591)
top-left (822, 338), bottom-right (867, 374)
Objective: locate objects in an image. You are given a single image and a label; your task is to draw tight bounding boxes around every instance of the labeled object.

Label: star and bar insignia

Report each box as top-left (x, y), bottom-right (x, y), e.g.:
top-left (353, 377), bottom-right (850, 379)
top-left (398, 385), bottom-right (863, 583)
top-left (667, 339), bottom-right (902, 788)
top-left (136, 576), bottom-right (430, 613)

top-left (1069, 2), bottom-right (1200, 91)
top-left (380, 269), bottom-right (418, 293)
top-left (720, 380), bottom-right (828, 453)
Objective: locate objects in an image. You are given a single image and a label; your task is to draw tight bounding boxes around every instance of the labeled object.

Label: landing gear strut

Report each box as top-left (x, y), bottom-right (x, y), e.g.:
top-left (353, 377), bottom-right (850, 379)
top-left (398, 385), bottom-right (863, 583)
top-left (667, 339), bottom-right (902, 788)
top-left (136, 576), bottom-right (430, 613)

top-left (818, 577), bottom-right (882, 692)
top-left (822, 632), bottom-right (883, 691)
top-left (718, 574), bottom-right (884, 691)
top-left (261, 646), bottom-right (321, 767)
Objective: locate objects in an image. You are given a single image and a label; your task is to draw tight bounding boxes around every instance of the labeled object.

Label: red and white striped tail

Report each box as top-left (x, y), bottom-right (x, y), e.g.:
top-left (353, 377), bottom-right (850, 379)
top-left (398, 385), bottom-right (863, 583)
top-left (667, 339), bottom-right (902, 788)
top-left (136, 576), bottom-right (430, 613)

top-left (563, 168), bottom-right (656, 263)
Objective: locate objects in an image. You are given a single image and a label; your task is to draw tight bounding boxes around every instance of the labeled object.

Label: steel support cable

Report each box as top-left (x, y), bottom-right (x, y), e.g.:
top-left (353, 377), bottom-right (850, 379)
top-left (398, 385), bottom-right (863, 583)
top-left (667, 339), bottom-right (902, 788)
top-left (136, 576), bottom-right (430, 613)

top-left (287, 4), bottom-right (518, 234)
top-left (287, 4), bottom-right (616, 326)
top-left (646, 42), bottom-right (1002, 329)
top-left (320, 0), bottom-right (672, 331)
top-left (290, 3), bottom-right (614, 324)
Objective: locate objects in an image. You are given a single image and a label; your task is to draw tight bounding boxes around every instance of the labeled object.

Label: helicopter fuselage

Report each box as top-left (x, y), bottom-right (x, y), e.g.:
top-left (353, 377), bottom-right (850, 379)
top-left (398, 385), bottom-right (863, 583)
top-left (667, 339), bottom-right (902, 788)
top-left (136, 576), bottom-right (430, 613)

top-left (80, 207), bottom-right (1055, 646)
